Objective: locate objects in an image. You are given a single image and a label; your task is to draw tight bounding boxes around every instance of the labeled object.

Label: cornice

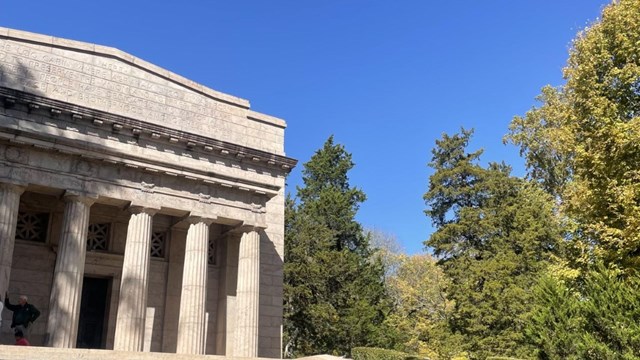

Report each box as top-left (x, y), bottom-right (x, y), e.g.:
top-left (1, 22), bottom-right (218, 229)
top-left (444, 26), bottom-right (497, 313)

top-left (0, 87), bottom-right (297, 172)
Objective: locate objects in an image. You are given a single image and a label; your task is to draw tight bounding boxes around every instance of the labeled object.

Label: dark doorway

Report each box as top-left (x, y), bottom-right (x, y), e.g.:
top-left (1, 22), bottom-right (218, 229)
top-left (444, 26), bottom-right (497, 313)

top-left (76, 277), bottom-right (110, 349)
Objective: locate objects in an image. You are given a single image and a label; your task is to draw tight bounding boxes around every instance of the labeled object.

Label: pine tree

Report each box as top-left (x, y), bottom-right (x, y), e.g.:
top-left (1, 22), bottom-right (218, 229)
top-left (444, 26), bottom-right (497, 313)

top-left (284, 136), bottom-right (390, 358)
top-left (424, 129), bottom-right (562, 359)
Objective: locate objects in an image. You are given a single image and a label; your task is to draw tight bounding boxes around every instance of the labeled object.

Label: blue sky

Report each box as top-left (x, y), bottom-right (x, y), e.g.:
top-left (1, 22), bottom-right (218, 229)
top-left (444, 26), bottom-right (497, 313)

top-left (1, 1), bottom-right (610, 254)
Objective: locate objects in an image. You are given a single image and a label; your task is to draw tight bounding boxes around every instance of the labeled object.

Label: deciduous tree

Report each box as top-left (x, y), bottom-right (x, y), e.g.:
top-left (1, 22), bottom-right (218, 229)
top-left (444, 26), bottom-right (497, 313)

top-left (506, 0), bottom-right (640, 270)
top-left (383, 253), bottom-right (462, 360)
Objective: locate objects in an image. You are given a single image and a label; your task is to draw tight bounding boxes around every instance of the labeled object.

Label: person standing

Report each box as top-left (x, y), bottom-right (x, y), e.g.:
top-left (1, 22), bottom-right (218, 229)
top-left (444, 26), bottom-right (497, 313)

top-left (4, 293), bottom-right (40, 335)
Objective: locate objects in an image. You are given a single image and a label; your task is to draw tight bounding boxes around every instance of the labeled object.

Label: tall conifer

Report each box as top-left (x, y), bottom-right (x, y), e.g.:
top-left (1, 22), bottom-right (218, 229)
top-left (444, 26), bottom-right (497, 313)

top-left (424, 129), bottom-right (562, 359)
top-left (284, 136), bottom-right (390, 358)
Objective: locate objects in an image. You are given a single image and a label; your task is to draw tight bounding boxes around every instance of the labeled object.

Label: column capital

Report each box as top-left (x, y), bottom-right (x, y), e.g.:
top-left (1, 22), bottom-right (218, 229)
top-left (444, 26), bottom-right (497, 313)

top-left (128, 205), bottom-right (160, 216)
top-left (233, 223), bottom-right (266, 234)
top-left (63, 190), bottom-right (98, 206)
top-left (221, 223), bottom-right (265, 239)
top-left (185, 215), bottom-right (216, 226)
top-left (0, 181), bottom-right (26, 195)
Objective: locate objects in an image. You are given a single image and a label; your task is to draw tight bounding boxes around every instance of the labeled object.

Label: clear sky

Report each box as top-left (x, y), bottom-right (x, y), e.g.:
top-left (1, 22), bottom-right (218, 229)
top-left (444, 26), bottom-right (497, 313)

top-left (1, 1), bottom-right (611, 254)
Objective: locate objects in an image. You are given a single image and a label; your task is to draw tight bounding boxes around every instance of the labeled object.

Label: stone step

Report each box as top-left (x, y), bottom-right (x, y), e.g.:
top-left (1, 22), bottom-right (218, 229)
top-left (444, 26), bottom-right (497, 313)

top-left (0, 345), bottom-right (266, 360)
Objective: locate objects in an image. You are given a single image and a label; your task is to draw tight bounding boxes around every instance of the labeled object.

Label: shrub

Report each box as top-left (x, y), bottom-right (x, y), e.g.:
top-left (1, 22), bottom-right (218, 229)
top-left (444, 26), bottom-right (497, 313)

top-left (351, 347), bottom-right (428, 360)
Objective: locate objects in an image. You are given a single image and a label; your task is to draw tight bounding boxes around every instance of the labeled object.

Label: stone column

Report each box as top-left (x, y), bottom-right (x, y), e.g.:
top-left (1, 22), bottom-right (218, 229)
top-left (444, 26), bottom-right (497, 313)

top-left (114, 206), bottom-right (158, 351)
top-left (176, 217), bottom-right (213, 354)
top-left (0, 183), bottom-right (25, 298)
top-left (234, 229), bottom-right (261, 357)
top-left (46, 193), bottom-right (96, 348)
top-left (215, 232), bottom-right (240, 356)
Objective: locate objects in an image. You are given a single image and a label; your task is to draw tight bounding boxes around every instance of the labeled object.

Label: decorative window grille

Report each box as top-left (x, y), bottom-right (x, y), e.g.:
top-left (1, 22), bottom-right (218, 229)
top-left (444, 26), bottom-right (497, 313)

top-left (208, 237), bottom-right (216, 265)
top-left (87, 223), bottom-right (110, 251)
top-left (150, 231), bottom-right (166, 258)
top-left (15, 211), bottom-right (49, 243)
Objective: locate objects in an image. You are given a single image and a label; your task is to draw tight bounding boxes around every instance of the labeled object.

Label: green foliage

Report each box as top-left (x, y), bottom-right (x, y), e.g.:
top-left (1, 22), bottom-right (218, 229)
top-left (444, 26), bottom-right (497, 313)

top-left (525, 276), bottom-right (583, 359)
top-left (506, 1), bottom-right (640, 357)
top-left (424, 129), bottom-right (562, 359)
top-left (284, 136), bottom-right (391, 358)
top-left (351, 347), bottom-right (428, 360)
top-left (297, 136), bottom-right (368, 253)
top-left (527, 265), bottom-right (640, 359)
top-left (506, 0), bottom-right (640, 271)
top-left (579, 265), bottom-right (640, 358)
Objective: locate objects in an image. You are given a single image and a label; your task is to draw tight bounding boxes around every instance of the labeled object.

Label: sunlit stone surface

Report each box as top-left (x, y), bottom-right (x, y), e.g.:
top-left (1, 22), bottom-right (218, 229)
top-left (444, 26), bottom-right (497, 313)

top-left (0, 26), bottom-right (295, 358)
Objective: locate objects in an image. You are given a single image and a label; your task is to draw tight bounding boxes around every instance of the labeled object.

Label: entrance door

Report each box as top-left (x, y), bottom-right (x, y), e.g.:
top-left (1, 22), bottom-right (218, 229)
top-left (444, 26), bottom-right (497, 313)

top-left (76, 277), bottom-right (110, 349)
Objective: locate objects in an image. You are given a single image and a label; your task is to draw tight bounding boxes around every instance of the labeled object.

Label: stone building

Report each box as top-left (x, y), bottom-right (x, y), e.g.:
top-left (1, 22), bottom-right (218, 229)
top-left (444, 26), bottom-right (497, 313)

top-left (0, 27), bottom-right (295, 358)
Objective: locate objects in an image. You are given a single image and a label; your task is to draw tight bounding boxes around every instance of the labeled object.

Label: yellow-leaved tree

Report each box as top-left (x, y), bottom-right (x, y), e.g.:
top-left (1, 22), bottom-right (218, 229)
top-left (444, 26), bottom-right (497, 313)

top-left (507, 0), bottom-right (640, 271)
top-left (382, 253), bottom-right (464, 360)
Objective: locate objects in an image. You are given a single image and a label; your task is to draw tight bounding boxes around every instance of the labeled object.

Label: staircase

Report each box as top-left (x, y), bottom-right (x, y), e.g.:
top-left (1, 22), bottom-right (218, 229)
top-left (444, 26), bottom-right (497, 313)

top-left (0, 345), bottom-right (265, 360)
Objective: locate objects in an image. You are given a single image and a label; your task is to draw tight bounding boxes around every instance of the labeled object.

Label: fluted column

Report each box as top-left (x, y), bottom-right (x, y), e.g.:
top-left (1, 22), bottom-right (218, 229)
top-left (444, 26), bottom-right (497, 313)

top-left (46, 193), bottom-right (96, 348)
top-left (0, 183), bottom-right (25, 298)
top-left (176, 217), bottom-right (213, 354)
top-left (114, 206), bottom-right (158, 351)
top-left (234, 229), bottom-right (261, 357)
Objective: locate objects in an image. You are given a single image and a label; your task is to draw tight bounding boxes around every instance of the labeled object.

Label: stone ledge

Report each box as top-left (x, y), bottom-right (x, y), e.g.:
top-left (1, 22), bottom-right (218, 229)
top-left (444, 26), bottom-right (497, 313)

top-left (0, 345), bottom-right (271, 360)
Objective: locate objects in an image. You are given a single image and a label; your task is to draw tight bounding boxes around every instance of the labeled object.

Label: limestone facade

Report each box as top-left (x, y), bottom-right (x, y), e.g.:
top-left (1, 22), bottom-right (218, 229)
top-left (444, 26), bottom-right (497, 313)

top-left (0, 27), bottom-right (294, 358)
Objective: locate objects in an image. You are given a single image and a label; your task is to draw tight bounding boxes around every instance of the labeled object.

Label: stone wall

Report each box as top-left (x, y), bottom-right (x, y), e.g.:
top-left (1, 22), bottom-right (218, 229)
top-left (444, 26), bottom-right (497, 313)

top-left (258, 189), bottom-right (285, 358)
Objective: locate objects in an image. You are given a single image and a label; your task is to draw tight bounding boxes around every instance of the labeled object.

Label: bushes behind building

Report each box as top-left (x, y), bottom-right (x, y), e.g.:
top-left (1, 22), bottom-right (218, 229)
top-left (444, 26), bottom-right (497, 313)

top-left (351, 347), bottom-right (428, 360)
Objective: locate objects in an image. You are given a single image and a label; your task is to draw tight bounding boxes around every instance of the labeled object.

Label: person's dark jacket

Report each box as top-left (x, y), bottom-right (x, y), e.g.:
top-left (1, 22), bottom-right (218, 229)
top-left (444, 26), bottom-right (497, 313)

top-left (4, 297), bottom-right (40, 328)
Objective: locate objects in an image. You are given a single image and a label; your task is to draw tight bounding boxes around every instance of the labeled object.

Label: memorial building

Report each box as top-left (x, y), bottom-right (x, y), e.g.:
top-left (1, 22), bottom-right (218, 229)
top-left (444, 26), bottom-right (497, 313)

top-left (0, 27), bottom-right (295, 358)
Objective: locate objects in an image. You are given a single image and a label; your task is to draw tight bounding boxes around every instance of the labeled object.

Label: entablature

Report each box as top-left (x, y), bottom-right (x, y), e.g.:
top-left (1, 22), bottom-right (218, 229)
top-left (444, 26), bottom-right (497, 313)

top-left (0, 87), bottom-right (296, 197)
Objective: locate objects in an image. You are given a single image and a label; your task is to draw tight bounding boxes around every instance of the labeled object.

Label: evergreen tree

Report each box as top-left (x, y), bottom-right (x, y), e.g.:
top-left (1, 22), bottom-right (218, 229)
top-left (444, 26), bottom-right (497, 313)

top-left (284, 136), bottom-right (390, 358)
top-left (578, 265), bottom-right (640, 359)
top-left (525, 276), bottom-right (583, 359)
top-left (527, 265), bottom-right (640, 359)
top-left (506, 0), bottom-right (640, 270)
top-left (424, 129), bottom-right (562, 359)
